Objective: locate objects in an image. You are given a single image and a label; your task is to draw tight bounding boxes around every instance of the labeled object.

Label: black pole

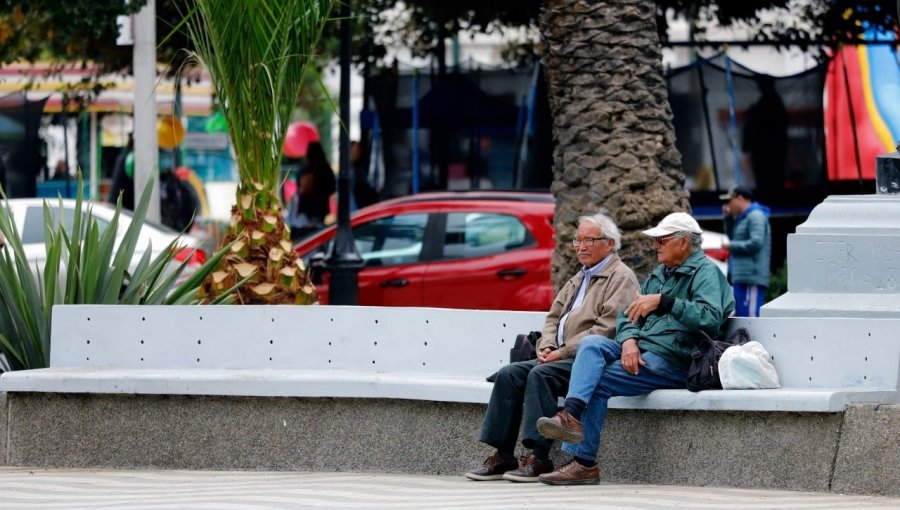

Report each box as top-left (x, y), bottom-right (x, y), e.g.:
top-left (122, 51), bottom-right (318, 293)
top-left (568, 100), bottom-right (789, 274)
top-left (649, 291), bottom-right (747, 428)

top-left (326, 0), bottom-right (363, 305)
top-left (696, 59), bottom-right (721, 191)
top-left (840, 50), bottom-right (865, 192)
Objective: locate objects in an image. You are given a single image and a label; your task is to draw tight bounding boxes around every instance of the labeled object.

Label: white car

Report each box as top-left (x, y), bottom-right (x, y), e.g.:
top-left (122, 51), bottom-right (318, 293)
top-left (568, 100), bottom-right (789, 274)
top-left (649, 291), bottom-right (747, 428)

top-left (701, 230), bottom-right (729, 274)
top-left (0, 198), bottom-right (209, 284)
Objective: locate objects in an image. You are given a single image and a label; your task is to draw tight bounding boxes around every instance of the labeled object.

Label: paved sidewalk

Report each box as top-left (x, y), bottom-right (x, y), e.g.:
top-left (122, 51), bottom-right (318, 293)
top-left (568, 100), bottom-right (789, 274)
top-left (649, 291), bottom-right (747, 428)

top-left (0, 468), bottom-right (897, 509)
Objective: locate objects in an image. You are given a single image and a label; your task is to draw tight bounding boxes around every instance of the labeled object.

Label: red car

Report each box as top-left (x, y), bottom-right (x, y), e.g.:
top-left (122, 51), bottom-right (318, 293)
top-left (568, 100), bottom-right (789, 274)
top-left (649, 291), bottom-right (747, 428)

top-left (294, 192), bottom-right (556, 311)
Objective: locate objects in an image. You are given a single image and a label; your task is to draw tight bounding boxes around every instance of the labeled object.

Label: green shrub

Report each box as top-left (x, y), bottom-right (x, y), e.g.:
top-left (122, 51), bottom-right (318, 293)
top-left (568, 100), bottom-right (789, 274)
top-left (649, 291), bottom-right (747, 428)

top-left (0, 175), bottom-right (233, 371)
top-left (766, 259), bottom-right (788, 302)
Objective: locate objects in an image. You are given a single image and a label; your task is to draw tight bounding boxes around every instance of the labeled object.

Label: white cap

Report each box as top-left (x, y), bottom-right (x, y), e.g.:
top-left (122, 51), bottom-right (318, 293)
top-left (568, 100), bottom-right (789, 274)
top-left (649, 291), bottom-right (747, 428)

top-left (642, 212), bottom-right (703, 237)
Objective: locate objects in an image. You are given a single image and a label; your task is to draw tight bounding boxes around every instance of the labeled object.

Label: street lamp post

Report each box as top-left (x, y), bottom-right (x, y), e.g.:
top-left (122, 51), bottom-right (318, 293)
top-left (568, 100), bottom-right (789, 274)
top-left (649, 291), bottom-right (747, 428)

top-left (325, 0), bottom-right (363, 305)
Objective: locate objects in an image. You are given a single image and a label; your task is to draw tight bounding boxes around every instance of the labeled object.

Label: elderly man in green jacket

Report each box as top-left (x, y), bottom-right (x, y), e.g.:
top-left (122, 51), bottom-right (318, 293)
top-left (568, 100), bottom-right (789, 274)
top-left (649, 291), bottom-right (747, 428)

top-left (535, 212), bottom-right (735, 485)
top-left (465, 212), bottom-right (639, 483)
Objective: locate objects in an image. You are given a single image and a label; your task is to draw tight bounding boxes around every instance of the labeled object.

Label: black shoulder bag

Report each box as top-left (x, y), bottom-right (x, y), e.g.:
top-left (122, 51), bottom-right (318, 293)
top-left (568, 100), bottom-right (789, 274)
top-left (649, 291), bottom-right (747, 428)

top-left (686, 327), bottom-right (750, 392)
top-left (510, 331), bottom-right (542, 363)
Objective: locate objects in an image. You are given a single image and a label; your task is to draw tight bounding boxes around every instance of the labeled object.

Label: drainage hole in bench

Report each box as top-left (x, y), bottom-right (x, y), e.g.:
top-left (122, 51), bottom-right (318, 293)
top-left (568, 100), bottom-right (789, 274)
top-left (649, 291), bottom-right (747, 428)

top-left (199, 316), bottom-right (203, 321)
top-left (374, 341), bottom-right (378, 346)
top-left (809, 377), bottom-right (813, 381)
top-left (86, 357), bottom-right (89, 361)
top-left (424, 341), bottom-right (428, 346)
top-left (87, 317), bottom-right (90, 321)
top-left (426, 320), bottom-right (429, 324)
top-left (140, 340), bottom-right (144, 344)
top-left (375, 319), bottom-right (379, 324)
top-left (328, 360), bottom-right (331, 363)
top-left (142, 317), bottom-right (146, 322)
top-left (810, 356), bottom-right (814, 361)
top-left (422, 362), bottom-right (426, 366)
top-left (196, 358), bottom-right (200, 363)
top-left (140, 358), bottom-right (144, 362)
top-left (269, 357), bottom-right (272, 362)
top-left (865, 357), bottom-right (868, 361)
top-left (86, 340), bottom-right (90, 344)
top-left (372, 360), bottom-right (376, 364)
top-left (198, 340), bottom-right (202, 345)
top-left (270, 339), bottom-right (274, 344)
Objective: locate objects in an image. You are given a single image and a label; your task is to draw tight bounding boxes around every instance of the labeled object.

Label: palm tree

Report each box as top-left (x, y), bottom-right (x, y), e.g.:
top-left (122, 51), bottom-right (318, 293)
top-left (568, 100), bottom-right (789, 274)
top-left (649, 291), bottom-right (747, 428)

top-left (539, 0), bottom-right (690, 286)
top-left (182, 0), bottom-right (333, 304)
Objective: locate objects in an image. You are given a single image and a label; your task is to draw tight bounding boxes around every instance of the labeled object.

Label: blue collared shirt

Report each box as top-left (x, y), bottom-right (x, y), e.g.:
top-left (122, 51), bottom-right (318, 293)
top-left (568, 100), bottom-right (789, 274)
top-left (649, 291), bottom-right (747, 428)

top-left (556, 253), bottom-right (613, 346)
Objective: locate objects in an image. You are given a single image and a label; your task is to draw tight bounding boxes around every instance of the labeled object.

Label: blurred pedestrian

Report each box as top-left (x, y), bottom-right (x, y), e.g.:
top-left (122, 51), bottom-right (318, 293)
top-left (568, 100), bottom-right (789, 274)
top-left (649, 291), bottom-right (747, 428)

top-left (288, 142), bottom-right (336, 240)
top-left (721, 186), bottom-right (772, 317)
top-left (350, 141), bottom-right (378, 209)
top-left (107, 136), bottom-right (135, 210)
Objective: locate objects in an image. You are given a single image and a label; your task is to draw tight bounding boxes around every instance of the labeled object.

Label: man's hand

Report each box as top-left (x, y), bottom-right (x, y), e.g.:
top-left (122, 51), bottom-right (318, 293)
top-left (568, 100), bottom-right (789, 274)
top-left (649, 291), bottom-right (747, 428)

top-left (537, 347), bottom-right (561, 364)
top-left (626, 293), bottom-right (662, 323)
top-left (620, 338), bottom-right (644, 375)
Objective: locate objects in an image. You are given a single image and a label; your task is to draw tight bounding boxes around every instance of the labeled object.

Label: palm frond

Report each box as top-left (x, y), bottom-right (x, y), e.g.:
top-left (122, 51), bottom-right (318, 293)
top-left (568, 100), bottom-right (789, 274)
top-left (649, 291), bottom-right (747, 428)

top-left (183, 0), bottom-right (333, 195)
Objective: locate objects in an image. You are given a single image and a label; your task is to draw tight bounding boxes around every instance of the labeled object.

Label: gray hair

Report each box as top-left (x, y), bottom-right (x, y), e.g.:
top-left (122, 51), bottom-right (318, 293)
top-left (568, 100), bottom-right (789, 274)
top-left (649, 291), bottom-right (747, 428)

top-left (577, 212), bottom-right (622, 252)
top-left (671, 231), bottom-right (703, 253)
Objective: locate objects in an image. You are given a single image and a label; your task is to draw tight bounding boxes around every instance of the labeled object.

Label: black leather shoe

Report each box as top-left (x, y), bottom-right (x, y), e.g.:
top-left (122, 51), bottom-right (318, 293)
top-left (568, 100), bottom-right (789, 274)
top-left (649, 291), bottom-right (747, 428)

top-left (502, 453), bottom-right (554, 482)
top-left (464, 452), bottom-right (519, 481)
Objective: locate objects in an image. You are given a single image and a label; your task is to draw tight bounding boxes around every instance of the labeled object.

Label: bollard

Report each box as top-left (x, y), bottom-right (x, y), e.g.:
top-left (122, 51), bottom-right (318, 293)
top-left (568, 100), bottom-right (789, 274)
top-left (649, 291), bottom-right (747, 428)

top-left (875, 145), bottom-right (900, 194)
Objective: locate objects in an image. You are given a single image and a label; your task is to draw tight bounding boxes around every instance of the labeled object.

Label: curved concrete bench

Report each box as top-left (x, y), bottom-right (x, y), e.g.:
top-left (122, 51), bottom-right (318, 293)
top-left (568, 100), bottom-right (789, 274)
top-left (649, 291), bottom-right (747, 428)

top-left (1, 306), bottom-right (898, 496)
top-left (2, 307), bottom-right (898, 414)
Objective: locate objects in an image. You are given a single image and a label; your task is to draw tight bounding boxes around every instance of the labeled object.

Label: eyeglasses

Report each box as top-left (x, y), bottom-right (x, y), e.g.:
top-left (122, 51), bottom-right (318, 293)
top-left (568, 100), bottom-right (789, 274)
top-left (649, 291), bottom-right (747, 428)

top-left (653, 234), bottom-right (680, 245)
top-left (572, 236), bottom-right (607, 247)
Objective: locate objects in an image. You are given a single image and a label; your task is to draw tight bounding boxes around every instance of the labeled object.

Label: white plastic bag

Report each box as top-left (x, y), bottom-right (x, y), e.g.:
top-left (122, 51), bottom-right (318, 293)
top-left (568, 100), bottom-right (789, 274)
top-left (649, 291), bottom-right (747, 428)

top-left (718, 341), bottom-right (781, 389)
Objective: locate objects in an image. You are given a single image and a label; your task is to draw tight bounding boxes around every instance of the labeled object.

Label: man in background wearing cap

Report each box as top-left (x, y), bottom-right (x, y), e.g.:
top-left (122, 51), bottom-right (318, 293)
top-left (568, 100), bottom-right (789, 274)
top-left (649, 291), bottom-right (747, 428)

top-left (533, 212), bottom-right (734, 485)
top-left (721, 186), bottom-right (772, 317)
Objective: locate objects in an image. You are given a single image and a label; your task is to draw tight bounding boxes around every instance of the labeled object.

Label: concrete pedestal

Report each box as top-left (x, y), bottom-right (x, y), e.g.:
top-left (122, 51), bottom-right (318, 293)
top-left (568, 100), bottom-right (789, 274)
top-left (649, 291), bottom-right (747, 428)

top-left (764, 195), bottom-right (900, 317)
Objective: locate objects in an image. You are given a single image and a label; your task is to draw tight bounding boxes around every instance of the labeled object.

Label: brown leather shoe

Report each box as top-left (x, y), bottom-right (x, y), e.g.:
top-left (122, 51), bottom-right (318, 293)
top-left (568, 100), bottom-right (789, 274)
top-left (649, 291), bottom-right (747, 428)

top-left (502, 453), bottom-right (554, 483)
top-left (538, 458), bottom-right (600, 485)
top-left (464, 452), bottom-right (519, 481)
top-left (536, 411), bottom-right (584, 443)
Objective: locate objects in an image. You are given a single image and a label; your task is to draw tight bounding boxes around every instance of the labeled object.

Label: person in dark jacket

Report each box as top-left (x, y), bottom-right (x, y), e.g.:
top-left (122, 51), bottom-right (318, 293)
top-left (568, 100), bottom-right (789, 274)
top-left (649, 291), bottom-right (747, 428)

top-left (464, 213), bottom-right (639, 483)
top-left (107, 136), bottom-right (135, 210)
top-left (535, 212), bottom-right (734, 485)
top-left (721, 186), bottom-right (772, 317)
top-left (288, 142), bottom-right (336, 240)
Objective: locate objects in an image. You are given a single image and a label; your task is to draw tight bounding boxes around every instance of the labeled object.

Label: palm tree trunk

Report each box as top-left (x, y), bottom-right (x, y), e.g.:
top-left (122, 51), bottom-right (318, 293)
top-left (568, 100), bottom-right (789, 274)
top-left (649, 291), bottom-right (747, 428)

top-left (540, 0), bottom-right (690, 286)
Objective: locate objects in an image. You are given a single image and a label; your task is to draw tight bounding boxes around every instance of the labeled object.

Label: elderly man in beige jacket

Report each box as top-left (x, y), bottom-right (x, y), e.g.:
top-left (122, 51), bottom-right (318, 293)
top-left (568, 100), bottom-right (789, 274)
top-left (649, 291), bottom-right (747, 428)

top-left (465, 212), bottom-right (639, 483)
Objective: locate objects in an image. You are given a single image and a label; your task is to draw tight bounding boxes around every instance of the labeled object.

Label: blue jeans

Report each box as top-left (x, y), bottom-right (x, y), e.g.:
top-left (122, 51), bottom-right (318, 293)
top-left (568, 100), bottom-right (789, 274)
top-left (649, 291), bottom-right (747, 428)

top-left (561, 335), bottom-right (687, 462)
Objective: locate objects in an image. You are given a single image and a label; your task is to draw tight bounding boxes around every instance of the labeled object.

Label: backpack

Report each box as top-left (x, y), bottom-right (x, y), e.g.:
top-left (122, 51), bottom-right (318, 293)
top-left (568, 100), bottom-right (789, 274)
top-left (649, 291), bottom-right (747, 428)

top-left (686, 327), bottom-right (751, 392)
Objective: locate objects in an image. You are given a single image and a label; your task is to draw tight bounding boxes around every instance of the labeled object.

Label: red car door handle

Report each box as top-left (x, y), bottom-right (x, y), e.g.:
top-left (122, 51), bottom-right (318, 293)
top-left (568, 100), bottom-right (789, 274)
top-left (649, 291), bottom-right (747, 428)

top-left (380, 278), bottom-right (409, 288)
top-left (497, 268), bottom-right (527, 278)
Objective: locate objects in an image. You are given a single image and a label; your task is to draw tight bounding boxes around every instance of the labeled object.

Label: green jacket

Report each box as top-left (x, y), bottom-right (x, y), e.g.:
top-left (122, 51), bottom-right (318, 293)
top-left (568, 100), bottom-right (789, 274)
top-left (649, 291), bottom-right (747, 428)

top-left (615, 250), bottom-right (735, 370)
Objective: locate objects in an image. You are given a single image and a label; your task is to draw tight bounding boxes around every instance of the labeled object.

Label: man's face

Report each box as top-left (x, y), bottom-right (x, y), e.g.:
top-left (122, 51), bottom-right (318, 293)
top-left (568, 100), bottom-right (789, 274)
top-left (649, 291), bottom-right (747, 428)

top-left (574, 222), bottom-right (614, 267)
top-left (653, 232), bottom-right (689, 268)
top-left (729, 195), bottom-right (749, 214)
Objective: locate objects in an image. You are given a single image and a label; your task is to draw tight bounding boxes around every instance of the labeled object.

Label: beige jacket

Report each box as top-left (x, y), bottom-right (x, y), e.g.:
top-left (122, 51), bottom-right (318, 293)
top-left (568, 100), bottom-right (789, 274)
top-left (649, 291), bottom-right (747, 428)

top-left (536, 254), bottom-right (639, 359)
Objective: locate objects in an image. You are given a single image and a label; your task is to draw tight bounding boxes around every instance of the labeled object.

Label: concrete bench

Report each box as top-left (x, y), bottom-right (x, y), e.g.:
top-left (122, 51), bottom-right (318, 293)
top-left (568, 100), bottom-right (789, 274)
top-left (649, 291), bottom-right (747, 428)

top-left (2, 306), bottom-right (897, 412)
top-left (1, 305), bottom-right (897, 495)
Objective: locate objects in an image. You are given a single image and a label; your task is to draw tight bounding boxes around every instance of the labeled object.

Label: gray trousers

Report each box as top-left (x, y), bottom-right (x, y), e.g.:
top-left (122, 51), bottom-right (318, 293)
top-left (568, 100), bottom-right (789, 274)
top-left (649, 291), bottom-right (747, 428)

top-left (479, 358), bottom-right (574, 454)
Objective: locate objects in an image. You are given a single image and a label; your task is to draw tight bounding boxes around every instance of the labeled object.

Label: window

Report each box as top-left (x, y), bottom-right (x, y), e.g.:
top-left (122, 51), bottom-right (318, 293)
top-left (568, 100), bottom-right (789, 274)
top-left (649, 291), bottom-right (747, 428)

top-left (352, 213), bottom-right (428, 267)
top-left (441, 212), bottom-right (532, 260)
top-left (21, 206), bottom-right (110, 244)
